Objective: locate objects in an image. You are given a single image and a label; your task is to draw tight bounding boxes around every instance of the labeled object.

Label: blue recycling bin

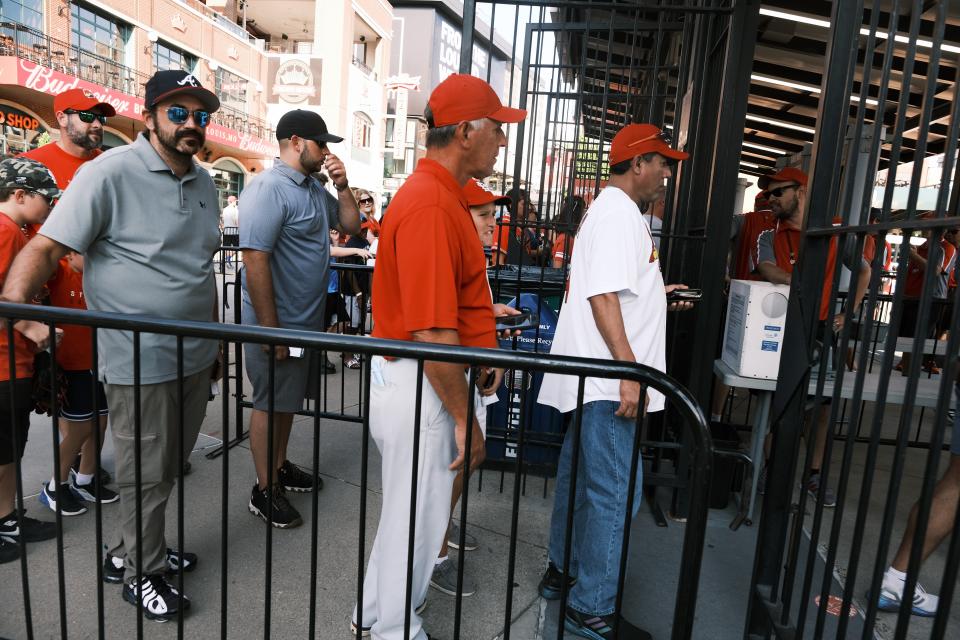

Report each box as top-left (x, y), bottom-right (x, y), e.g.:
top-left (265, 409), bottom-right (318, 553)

top-left (486, 293), bottom-right (565, 470)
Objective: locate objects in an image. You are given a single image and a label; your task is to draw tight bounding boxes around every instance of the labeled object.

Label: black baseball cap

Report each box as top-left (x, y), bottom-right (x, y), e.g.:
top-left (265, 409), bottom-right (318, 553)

top-left (144, 69), bottom-right (220, 112)
top-left (276, 110), bottom-right (344, 144)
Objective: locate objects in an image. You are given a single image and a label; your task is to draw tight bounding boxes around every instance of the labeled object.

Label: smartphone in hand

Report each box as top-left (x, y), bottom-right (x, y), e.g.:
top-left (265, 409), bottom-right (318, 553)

top-left (495, 311), bottom-right (539, 332)
top-left (666, 288), bottom-right (703, 301)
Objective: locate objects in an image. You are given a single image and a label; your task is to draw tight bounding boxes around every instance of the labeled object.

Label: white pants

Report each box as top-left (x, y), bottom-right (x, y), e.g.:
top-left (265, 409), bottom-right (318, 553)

top-left (354, 357), bottom-right (457, 640)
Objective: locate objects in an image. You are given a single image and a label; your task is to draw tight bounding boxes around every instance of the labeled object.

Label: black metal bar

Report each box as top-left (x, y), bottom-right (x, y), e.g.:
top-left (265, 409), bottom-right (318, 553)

top-left (47, 320), bottom-right (67, 640)
top-left (263, 346), bottom-right (275, 640)
top-left (459, 0), bottom-right (476, 75)
top-left (557, 377), bottom-right (586, 639)
top-left (176, 336), bottom-right (185, 635)
top-left (402, 360), bottom-right (425, 639)
top-left (220, 339), bottom-right (230, 640)
top-left (8, 319), bottom-right (33, 640)
top-left (133, 331), bottom-right (144, 638)
top-left (308, 347), bottom-right (322, 639)
top-left (502, 363), bottom-right (531, 639)
top-left (91, 328), bottom-right (105, 640)
top-left (355, 353), bottom-right (372, 639)
top-left (614, 389), bottom-right (648, 634)
top-left (453, 367), bottom-right (478, 639)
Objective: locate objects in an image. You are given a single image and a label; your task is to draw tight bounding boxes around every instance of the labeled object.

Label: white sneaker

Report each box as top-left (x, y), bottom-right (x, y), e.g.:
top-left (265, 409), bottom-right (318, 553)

top-left (876, 578), bottom-right (939, 617)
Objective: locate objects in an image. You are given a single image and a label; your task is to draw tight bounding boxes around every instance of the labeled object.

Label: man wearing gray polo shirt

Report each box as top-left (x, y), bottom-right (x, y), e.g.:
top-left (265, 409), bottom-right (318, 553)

top-left (1, 69), bottom-right (221, 621)
top-left (240, 109), bottom-right (360, 529)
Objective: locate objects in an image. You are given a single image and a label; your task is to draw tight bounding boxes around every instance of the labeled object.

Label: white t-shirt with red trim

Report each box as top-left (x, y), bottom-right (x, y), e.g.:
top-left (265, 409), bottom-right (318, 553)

top-left (538, 186), bottom-right (668, 414)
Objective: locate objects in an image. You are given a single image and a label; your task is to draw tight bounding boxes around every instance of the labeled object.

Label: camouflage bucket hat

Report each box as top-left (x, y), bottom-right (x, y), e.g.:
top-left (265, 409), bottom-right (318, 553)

top-left (0, 157), bottom-right (61, 199)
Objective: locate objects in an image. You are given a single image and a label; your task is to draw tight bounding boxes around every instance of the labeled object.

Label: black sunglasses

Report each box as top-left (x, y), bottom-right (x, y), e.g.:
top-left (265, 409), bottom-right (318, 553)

top-left (64, 109), bottom-right (107, 124)
top-left (166, 106), bottom-right (211, 128)
top-left (358, 197), bottom-right (374, 205)
top-left (765, 184), bottom-right (800, 198)
top-left (28, 189), bottom-right (56, 207)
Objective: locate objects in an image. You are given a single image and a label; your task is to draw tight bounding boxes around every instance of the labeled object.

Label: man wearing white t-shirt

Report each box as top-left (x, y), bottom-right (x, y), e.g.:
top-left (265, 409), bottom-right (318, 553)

top-left (536, 123), bottom-right (689, 640)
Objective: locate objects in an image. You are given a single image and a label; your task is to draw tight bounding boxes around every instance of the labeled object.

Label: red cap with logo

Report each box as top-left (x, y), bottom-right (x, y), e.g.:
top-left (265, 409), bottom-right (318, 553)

top-left (758, 167), bottom-right (808, 190)
top-left (609, 123), bottom-right (688, 166)
top-left (427, 74), bottom-right (527, 127)
top-left (53, 89), bottom-right (117, 117)
top-left (463, 179), bottom-right (511, 207)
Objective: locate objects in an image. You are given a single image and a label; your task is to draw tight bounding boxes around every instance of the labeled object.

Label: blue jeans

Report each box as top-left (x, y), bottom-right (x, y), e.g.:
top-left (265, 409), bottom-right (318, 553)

top-left (547, 401), bottom-right (644, 616)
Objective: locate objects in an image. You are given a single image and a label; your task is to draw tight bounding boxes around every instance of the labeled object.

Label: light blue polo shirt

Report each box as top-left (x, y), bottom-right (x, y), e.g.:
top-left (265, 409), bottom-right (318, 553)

top-left (39, 133), bottom-right (220, 385)
top-left (238, 159), bottom-right (340, 330)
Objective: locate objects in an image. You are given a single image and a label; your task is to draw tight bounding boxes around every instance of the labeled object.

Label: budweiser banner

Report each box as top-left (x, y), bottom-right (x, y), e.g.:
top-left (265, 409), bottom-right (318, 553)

top-left (0, 57), bottom-right (278, 156)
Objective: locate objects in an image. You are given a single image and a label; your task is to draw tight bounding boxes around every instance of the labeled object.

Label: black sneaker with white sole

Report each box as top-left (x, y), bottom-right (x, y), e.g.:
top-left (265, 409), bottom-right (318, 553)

top-left (122, 574), bottom-right (190, 621)
top-left (538, 561), bottom-right (578, 600)
top-left (277, 460), bottom-right (323, 492)
top-left (0, 537), bottom-right (20, 564)
top-left (350, 599), bottom-right (427, 637)
top-left (70, 469), bottom-right (119, 504)
top-left (39, 482), bottom-right (87, 516)
top-left (103, 548), bottom-right (199, 584)
top-left (0, 509), bottom-right (57, 543)
top-left (249, 483), bottom-right (303, 528)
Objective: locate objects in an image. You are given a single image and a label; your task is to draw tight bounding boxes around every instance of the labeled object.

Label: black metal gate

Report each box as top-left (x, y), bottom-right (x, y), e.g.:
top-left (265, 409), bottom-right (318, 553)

top-left (745, 1), bottom-right (960, 638)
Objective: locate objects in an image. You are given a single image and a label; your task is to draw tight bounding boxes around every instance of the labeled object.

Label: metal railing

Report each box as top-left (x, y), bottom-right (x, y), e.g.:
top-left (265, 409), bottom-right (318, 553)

top-left (0, 20), bottom-right (150, 97)
top-left (0, 300), bottom-right (712, 639)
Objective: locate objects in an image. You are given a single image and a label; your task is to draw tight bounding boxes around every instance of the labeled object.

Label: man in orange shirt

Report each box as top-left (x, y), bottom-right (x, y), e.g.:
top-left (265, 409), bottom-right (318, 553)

top-left (22, 89), bottom-right (118, 512)
top-left (0, 158), bottom-right (61, 564)
top-left (756, 167), bottom-right (871, 508)
top-left (351, 74), bottom-right (525, 640)
top-left (898, 223), bottom-right (957, 374)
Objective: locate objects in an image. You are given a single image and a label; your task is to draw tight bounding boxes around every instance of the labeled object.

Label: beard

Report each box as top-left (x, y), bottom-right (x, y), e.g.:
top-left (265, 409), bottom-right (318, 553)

top-left (156, 125), bottom-right (205, 158)
top-left (299, 146), bottom-right (324, 174)
top-left (66, 121), bottom-right (102, 151)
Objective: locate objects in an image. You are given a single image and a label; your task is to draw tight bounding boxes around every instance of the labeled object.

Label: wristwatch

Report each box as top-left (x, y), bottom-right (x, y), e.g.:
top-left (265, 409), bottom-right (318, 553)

top-left (335, 181), bottom-right (350, 192)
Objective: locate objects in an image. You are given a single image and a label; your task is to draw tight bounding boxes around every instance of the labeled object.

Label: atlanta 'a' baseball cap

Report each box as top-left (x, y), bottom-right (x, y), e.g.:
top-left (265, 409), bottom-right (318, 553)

top-left (144, 69), bottom-right (220, 112)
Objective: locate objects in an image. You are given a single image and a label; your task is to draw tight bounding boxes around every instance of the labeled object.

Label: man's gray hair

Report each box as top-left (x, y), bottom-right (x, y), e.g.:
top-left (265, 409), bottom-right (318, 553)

top-left (424, 104), bottom-right (487, 148)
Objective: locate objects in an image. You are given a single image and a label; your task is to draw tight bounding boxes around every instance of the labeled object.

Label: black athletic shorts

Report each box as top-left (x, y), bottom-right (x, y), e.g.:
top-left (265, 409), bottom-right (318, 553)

top-left (0, 379), bottom-right (33, 464)
top-left (60, 370), bottom-right (108, 422)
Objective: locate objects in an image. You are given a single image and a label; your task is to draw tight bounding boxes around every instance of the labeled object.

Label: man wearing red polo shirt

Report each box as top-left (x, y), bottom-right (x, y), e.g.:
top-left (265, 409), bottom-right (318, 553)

top-left (351, 74), bottom-right (525, 640)
top-left (756, 167), bottom-right (872, 508)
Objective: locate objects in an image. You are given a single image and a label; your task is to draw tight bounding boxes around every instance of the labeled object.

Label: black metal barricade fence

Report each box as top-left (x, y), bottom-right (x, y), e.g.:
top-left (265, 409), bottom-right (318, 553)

top-left (0, 301), bottom-right (711, 639)
top-left (746, 1), bottom-right (960, 638)
top-left (207, 258), bottom-right (372, 461)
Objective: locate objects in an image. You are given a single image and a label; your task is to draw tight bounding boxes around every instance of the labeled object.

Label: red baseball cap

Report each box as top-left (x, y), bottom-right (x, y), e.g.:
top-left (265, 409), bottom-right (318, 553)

top-left (755, 192), bottom-right (772, 210)
top-left (758, 167), bottom-right (808, 190)
top-left (609, 124), bottom-right (688, 166)
top-left (464, 179), bottom-right (511, 207)
top-left (53, 88), bottom-right (117, 117)
top-left (428, 74), bottom-right (526, 127)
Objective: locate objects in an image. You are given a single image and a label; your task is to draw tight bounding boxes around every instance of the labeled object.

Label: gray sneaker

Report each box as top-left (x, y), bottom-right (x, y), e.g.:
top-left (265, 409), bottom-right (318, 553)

top-left (448, 522), bottom-right (477, 551)
top-left (430, 558), bottom-right (476, 596)
top-left (806, 472), bottom-right (837, 508)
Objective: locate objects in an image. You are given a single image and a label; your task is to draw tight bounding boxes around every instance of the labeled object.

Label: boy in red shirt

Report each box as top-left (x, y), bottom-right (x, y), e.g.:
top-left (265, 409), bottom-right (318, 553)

top-left (0, 157), bottom-right (61, 564)
top-left (38, 251), bottom-right (118, 516)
